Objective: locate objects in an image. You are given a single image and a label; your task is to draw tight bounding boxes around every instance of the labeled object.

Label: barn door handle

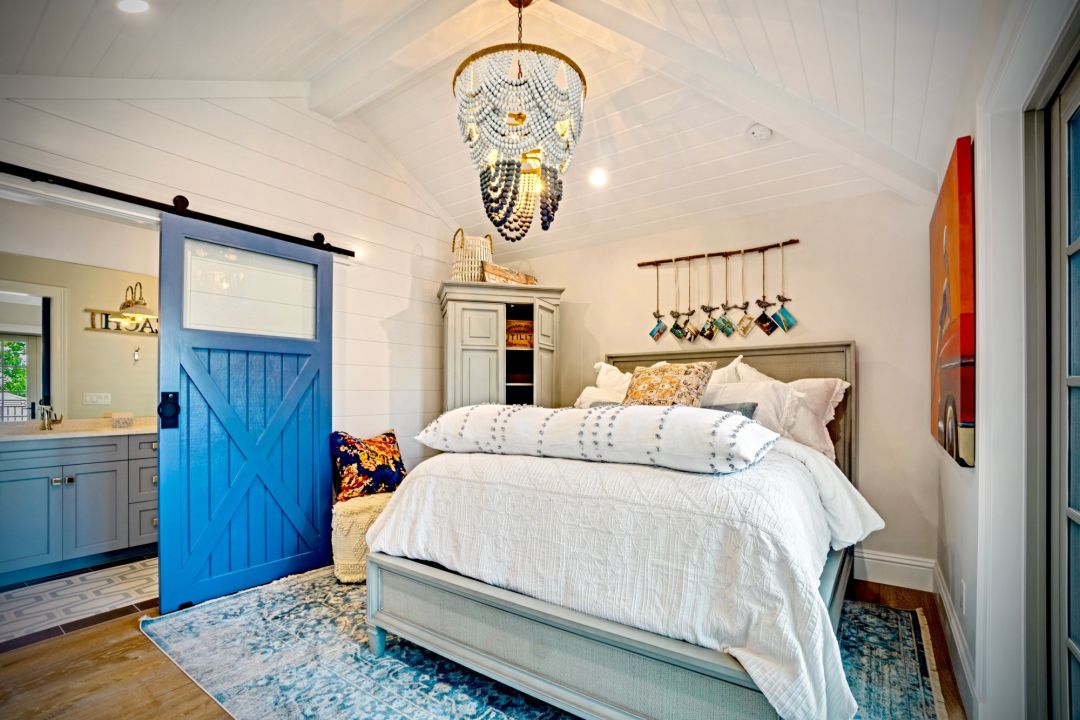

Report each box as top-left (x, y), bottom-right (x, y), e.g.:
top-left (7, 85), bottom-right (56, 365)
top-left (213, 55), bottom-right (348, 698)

top-left (158, 392), bottom-right (180, 429)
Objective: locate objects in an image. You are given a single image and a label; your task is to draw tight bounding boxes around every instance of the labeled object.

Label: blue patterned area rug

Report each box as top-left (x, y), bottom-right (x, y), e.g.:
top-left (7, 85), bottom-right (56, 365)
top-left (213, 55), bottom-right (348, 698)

top-left (141, 568), bottom-right (945, 719)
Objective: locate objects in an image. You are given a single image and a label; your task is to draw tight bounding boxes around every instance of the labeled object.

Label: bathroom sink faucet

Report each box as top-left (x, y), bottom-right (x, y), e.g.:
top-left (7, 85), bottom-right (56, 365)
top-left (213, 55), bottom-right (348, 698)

top-left (39, 405), bottom-right (63, 431)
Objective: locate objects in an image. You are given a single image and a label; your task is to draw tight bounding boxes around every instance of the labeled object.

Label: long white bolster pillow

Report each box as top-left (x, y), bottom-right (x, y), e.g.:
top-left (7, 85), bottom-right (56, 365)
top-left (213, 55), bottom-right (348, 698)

top-left (416, 404), bottom-right (779, 474)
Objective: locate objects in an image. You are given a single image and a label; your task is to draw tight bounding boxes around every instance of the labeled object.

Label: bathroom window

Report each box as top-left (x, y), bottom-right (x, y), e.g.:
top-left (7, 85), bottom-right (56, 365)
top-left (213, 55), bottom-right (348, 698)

top-left (0, 335), bottom-right (32, 422)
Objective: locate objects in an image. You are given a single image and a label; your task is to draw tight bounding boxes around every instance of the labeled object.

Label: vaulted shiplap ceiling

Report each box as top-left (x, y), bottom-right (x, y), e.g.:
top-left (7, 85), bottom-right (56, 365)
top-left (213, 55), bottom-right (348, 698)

top-left (0, 0), bottom-right (982, 259)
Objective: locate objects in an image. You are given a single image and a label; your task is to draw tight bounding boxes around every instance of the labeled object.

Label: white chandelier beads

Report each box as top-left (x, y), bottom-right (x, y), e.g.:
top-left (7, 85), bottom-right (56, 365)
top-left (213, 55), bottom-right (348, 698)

top-left (454, 44), bottom-right (586, 242)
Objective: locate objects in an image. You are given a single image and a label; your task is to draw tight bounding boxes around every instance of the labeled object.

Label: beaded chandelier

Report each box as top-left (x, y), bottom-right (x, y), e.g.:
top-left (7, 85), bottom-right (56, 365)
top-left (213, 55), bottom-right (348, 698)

top-left (453, 0), bottom-right (586, 242)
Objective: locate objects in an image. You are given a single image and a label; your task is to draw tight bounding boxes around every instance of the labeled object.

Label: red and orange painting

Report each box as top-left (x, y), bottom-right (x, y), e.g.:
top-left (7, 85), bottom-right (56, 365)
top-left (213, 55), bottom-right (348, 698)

top-left (930, 136), bottom-right (975, 467)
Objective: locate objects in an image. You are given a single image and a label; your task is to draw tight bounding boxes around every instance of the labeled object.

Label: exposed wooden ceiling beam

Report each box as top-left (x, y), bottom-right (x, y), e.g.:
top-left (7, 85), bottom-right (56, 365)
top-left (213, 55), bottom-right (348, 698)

top-left (309, 0), bottom-right (513, 121)
top-left (543, 0), bottom-right (938, 205)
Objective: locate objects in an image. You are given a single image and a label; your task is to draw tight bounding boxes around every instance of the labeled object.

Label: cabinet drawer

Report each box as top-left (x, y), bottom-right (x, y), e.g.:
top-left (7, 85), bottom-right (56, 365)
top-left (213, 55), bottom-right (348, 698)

top-left (0, 436), bottom-right (127, 473)
top-left (128, 501), bottom-right (158, 546)
top-left (128, 458), bottom-right (158, 503)
top-left (128, 434), bottom-right (158, 459)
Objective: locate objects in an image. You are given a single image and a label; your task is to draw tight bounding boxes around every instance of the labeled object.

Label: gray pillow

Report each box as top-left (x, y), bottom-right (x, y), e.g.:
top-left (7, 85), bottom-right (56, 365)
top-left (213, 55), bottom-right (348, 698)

top-left (702, 402), bottom-right (758, 420)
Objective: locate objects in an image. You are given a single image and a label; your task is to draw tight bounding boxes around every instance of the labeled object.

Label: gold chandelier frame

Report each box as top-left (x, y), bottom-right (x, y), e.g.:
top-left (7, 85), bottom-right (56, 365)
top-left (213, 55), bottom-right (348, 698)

top-left (452, 42), bottom-right (588, 97)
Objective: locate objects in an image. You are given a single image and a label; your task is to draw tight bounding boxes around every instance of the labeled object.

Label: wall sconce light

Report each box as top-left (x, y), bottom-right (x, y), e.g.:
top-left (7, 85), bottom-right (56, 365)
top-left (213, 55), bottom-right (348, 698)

top-left (118, 281), bottom-right (157, 322)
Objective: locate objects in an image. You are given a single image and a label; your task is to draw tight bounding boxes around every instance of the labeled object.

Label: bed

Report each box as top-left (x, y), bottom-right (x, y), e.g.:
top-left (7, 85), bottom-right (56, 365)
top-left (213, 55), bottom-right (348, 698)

top-left (366, 342), bottom-right (861, 720)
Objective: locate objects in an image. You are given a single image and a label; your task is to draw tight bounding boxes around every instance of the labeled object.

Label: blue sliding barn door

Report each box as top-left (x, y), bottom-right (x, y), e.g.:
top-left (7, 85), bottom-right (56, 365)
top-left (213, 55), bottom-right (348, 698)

top-left (158, 214), bottom-right (332, 613)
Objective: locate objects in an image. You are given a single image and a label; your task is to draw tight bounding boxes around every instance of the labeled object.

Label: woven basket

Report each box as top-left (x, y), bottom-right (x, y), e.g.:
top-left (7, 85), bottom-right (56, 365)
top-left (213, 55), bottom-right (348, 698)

top-left (331, 492), bottom-right (393, 583)
top-left (450, 228), bottom-right (493, 282)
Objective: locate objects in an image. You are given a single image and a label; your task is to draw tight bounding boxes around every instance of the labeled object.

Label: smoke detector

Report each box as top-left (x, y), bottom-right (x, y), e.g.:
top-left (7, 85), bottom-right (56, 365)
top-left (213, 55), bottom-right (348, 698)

top-left (746, 123), bottom-right (773, 143)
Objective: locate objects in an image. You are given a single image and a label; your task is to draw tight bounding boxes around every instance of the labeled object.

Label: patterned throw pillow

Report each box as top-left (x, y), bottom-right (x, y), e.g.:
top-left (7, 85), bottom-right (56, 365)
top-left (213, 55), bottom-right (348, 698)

top-left (621, 361), bottom-right (716, 406)
top-left (330, 430), bottom-right (407, 503)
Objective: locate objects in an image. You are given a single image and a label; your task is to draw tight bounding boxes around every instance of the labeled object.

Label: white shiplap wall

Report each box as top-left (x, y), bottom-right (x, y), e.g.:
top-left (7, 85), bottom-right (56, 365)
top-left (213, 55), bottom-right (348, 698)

top-left (0, 89), bottom-right (450, 466)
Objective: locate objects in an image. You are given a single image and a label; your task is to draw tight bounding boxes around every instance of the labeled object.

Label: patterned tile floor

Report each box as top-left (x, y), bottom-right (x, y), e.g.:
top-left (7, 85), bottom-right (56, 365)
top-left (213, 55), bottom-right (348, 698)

top-left (0, 558), bottom-right (158, 644)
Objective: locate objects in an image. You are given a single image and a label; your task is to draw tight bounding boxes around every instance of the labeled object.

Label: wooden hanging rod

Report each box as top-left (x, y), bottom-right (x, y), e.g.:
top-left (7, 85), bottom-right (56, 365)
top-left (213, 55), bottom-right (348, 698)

top-left (636, 238), bottom-right (799, 267)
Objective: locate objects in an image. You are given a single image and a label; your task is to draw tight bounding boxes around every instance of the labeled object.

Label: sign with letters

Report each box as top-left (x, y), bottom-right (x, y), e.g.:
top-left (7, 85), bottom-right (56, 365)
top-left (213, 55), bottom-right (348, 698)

top-left (84, 308), bottom-right (159, 336)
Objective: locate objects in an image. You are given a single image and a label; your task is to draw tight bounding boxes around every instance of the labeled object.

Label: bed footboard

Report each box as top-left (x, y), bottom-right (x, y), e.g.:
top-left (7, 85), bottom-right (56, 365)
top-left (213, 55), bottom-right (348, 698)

top-left (366, 552), bottom-right (781, 720)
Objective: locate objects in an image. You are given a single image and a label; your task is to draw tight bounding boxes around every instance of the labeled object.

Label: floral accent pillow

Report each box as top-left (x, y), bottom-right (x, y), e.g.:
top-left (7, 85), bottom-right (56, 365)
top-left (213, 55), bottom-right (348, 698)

top-left (621, 361), bottom-right (716, 406)
top-left (331, 430), bottom-right (407, 502)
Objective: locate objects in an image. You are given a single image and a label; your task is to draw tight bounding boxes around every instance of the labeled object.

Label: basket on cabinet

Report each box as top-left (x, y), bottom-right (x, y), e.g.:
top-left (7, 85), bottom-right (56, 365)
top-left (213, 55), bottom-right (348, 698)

top-left (450, 228), bottom-right (494, 282)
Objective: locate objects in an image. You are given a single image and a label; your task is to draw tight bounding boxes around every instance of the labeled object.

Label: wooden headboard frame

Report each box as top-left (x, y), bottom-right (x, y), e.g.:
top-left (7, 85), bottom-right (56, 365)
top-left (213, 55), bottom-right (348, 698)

top-left (606, 341), bottom-right (857, 484)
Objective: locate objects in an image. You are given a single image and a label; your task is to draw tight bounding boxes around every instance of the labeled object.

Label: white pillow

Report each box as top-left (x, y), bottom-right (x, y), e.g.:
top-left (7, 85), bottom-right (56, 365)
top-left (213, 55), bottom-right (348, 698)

top-left (736, 363), bottom-right (849, 460)
top-left (417, 404), bottom-right (779, 475)
top-left (700, 355), bottom-right (743, 405)
top-left (700, 380), bottom-right (804, 436)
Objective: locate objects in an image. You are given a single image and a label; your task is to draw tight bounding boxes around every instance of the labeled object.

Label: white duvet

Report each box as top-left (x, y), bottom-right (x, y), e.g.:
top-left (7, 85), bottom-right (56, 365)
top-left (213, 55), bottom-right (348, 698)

top-left (367, 438), bottom-right (884, 720)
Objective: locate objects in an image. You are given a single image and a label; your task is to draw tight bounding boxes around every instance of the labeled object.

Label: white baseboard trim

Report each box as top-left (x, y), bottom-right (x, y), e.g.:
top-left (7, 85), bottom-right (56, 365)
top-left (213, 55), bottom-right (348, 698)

top-left (933, 564), bottom-right (977, 718)
top-left (851, 548), bottom-right (935, 591)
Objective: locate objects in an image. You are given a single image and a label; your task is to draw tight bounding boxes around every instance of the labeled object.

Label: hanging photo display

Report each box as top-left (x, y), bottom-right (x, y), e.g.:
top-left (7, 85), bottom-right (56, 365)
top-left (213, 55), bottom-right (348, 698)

top-left (735, 251), bottom-right (755, 337)
top-left (771, 242), bottom-right (798, 332)
top-left (648, 264), bottom-right (668, 341)
top-left (754, 250), bottom-right (780, 335)
top-left (681, 259), bottom-right (700, 342)
top-left (716, 255), bottom-right (737, 337)
top-left (669, 260), bottom-right (686, 339)
top-left (699, 255), bottom-right (718, 340)
top-left (635, 239), bottom-right (799, 342)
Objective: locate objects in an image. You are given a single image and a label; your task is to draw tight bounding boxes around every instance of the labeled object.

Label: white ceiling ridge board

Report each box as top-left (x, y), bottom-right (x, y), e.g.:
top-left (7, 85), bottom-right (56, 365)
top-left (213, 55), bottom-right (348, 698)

top-left (543, 0), bottom-right (937, 205)
top-left (311, 0), bottom-right (531, 120)
top-left (0, 75), bottom-right (309, 100)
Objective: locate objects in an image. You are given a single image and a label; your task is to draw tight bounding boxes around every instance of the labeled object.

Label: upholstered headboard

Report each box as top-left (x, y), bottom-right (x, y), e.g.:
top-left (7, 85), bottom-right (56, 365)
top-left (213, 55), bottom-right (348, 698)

top-left (605, 341), bottom-right (857, 483)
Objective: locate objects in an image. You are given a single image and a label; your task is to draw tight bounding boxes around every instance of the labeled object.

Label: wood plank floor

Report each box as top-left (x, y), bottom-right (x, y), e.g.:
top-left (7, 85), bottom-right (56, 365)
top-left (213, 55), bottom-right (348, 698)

top-left (0, 580), bottom-right (964, 719)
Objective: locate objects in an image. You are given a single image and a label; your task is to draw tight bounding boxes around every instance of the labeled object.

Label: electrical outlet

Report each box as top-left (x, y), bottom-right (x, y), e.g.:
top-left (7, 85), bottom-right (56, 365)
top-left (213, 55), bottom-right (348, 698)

top-left (960, 579), bottom-right (966, 615)
top-left (83, 392), bottom-right (111, 405)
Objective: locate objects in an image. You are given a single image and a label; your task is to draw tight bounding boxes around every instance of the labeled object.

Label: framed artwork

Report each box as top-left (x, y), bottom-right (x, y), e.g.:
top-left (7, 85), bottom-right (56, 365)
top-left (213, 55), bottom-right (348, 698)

top-left (930, 136), bottom-right (975, 467)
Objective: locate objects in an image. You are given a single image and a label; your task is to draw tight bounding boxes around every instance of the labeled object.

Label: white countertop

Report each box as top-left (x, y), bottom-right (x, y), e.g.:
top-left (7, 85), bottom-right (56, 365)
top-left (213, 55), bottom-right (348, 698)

top-left (0, 417), bottom-right (158, 442)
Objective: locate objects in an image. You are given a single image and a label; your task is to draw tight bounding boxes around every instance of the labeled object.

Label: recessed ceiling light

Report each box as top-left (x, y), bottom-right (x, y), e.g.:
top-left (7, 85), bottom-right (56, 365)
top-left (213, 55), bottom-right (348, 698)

top-left (588, 168), bottom-right (608, 187)
top-left (746, 122), bottom-right (773, 143)
top-left (117, 0), bottom-right (150, 14)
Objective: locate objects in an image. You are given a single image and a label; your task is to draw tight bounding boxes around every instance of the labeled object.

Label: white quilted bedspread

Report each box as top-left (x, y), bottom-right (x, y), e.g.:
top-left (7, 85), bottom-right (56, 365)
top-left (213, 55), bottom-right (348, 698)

top-left (367, 439), bottom-right (884, 720)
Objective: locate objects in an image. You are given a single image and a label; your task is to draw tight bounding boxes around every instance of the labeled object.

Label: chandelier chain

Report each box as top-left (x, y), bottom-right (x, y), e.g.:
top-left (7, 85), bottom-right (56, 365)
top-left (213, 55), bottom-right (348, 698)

top-left (517, 4), bottom-right (523, 78)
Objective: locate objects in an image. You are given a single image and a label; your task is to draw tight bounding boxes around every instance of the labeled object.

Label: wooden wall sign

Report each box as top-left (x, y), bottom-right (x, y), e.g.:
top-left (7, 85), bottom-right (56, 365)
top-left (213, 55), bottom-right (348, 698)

top-left (84, 308), bottom-right (159, 336)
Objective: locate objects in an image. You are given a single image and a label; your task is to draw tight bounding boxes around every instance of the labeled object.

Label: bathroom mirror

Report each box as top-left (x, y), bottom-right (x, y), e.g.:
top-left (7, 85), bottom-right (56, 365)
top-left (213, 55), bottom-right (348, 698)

top-left (0, 196), bottom-right (159, 424)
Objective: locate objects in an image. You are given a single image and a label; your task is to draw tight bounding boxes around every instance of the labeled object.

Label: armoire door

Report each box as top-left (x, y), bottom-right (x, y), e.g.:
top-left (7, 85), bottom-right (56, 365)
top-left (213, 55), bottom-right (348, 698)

top-left (158, 214), bottom-right (333, 613)
top-left (534, 300), bottom-right (557, 407)
top-left (449, 302), bottom-right (505, 409)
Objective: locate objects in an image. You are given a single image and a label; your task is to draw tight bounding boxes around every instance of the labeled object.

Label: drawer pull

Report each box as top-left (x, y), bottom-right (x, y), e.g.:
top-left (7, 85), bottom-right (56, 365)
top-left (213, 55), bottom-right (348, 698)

top-left (152, 475), bottom-right (158, 485)
top-left (65, 476), bottom-right (75, 485)
top-left (152, 517), bottom-right (158, 528)
top-left (151, 441), bottom-right (158, 451)
top-left (51, 477), bottom-right (62, 486)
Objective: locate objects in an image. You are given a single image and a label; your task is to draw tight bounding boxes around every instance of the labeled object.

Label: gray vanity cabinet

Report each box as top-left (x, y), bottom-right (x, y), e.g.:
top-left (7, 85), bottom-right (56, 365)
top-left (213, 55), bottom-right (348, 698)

top-left (62, 461), bottom-right (128, 559)
top-left (0, 432), bottom-right (158, 580)
top-left (0, 465), bottom-right (64, 574)
top-left (439, 282), bottom-right (564, 412)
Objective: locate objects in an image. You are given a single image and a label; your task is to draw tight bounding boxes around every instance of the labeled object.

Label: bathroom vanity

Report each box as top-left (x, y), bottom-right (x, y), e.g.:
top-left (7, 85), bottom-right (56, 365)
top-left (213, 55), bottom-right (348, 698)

top-left (0, 419), bottom-right (158, 586)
